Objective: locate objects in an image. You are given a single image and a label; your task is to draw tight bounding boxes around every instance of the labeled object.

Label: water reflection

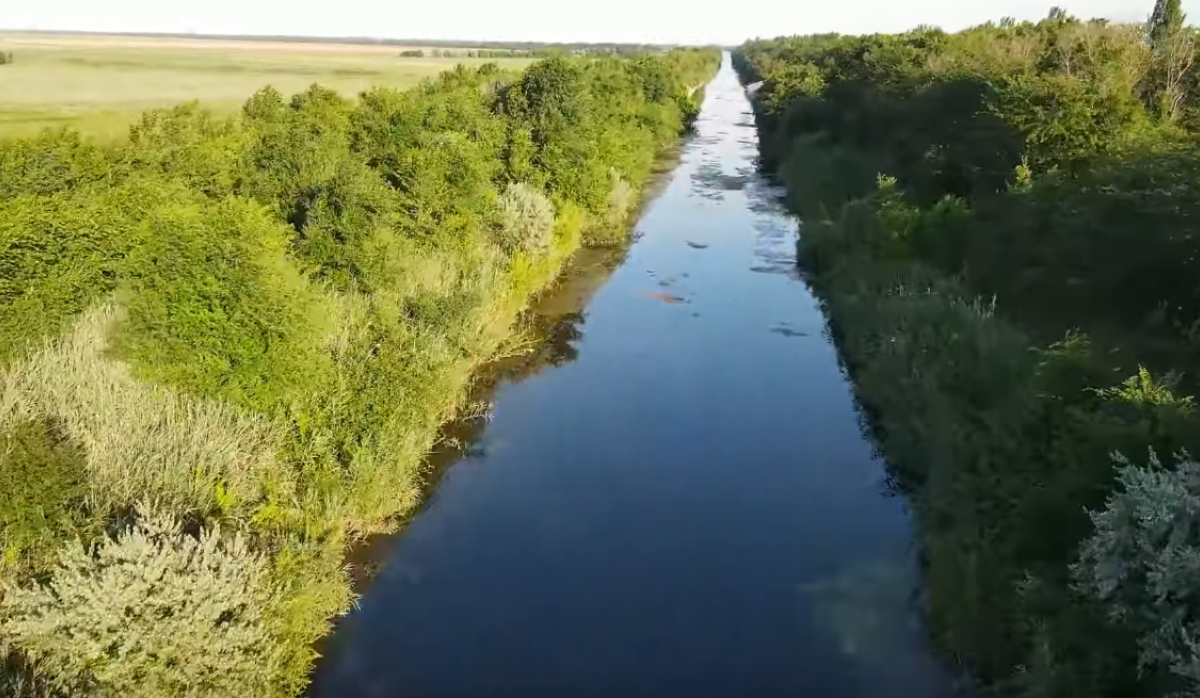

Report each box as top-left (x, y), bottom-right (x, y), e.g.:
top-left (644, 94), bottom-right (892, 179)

top-left (341, 246), bottom-right (627, 594)
top-left (802, 557), bottom-right (956, 698)
top-left (315, 54), bottom-right (964, 698)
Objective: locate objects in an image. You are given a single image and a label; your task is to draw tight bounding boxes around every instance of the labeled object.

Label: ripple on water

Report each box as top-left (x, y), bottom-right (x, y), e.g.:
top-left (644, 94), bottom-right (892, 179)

top-left (691, 159), bottom-right (755, 200)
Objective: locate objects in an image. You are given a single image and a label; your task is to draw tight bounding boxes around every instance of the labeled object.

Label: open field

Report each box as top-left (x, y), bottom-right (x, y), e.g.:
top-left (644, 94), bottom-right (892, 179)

top-left (0, 33), bottom-right (533, 140)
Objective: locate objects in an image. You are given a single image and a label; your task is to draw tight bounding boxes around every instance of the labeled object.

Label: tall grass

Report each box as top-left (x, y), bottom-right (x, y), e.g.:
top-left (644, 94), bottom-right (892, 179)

top-left (0, 304), bottom-right (287, 521)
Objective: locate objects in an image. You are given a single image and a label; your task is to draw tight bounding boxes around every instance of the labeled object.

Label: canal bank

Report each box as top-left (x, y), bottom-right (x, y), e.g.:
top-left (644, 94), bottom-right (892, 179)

top-left (314, 54), bottom-right (962, 698)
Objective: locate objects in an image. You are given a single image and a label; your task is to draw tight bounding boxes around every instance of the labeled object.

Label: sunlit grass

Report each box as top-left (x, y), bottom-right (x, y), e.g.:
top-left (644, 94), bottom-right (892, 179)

top-left (0, 304), bottom-right (289, 520)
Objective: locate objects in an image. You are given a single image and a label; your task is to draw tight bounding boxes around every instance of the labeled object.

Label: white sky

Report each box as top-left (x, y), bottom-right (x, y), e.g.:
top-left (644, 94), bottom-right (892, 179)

top-left (2, 0), bottom-right (1195, 45)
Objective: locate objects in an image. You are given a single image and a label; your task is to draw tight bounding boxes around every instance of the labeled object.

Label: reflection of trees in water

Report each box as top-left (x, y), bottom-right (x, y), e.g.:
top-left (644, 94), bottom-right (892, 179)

top-left (421, 309), bottom-right (590, 492)
top-left (345, 252), bottom-right (617, 592)
top-left (690, 158), bottom-right (754, 201)
top-left (511, 311), bottom-right (585, 376)
top-left (801, 557), bottom-right (961, 698)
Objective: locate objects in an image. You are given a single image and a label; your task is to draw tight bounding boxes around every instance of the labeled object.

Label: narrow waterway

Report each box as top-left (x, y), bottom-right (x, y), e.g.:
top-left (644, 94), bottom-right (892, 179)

top-left (314, 55), bottom-right (961, 698)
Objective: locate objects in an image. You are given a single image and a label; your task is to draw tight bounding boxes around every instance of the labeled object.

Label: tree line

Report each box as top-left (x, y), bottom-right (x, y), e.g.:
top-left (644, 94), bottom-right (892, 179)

top-left (400, 46), bottom-right (683, 59)
top-left (0, 48), bottom-right (719, 698)
top-left (400, 48), bottom-right (534, 58)
top-left (737, 2), bottom-right (1200, 697)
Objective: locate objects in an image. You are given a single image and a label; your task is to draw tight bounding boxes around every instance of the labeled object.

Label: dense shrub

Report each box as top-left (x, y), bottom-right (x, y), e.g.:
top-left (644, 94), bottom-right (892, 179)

top-left (115, 197), bottom-right (333, 413)
top-left (737, 9), bottom-right (1200, 696)
top-left (0, 420), bottom-right (89, 574)
top-left (495, 182), bottom-right (555, 255)
top-left (0, 130), bottom-right (110, 200)
top-left (0, 181), bottom-right (183, 364)
top-left (121, 104), bottom-right (244, 196)
top-left (1076, 452), bottom-right (1200, 695)
top-left (0, 305), bottom-right (289, 518)
top-left (0, 47), bottom-right (720, 697)
top-left (1, 506), bottom-right (280, 698)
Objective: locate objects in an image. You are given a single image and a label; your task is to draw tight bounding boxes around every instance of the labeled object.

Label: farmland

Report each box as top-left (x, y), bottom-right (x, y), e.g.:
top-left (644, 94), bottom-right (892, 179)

top-left (0, 33), bottom-right (532, 139)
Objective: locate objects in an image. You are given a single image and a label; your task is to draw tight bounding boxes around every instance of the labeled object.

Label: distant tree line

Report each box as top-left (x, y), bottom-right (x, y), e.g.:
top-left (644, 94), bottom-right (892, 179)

top-left (399, 48), bottom-right (536, 58)
top-left (400, 45), bottom-right (691, 59)
top-left (737, 2), bottom-right (1200, 697)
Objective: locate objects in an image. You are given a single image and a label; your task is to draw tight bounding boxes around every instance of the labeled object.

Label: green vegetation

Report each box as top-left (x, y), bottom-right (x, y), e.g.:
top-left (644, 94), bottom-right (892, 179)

top-left (0, 47), bottom-right (719, 697)
top-left (737, 4), bottom-right (1200, 697)
top-left (0, 34), bottom-right (533, 140)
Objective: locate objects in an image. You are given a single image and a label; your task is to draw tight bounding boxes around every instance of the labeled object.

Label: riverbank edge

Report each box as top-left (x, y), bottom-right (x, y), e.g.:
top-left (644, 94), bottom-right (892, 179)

top-left (729, 49), bottom-right (1173, 697)
top-left (331, 132), bottom-right (691, 593)
top-left (0, 57), bottom-right (723, 698)
top-left (727, 52), bottom-right (987, 684)
top-left (300, 72), bottom-right (720, 692)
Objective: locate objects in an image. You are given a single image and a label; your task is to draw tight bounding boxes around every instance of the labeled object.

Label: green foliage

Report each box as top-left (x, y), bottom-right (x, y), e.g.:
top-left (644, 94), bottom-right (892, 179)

top-left (738, 13), bottom-right (1200, 697)
top-left (0, 130), bottom-right (111, 199)
top-left (115, 197), bottom-right (332, 413)
top-left (122, 103), bottom-right (244, 196)
top-left (1076, 451), bottom-right (1200, 695)
top-left (0, 180), bottom-right (182, 364)
top-left (0, 47), bottom-right (720, 697)
top-left (1, 304), bottom-right (290, 520)
top-left (0, 421), bottom-right (89, 574)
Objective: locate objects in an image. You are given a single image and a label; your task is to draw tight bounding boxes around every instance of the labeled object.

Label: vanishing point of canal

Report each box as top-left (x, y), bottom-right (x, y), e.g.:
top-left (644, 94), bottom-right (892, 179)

top-left (314, 55), bottom-right (963, 698)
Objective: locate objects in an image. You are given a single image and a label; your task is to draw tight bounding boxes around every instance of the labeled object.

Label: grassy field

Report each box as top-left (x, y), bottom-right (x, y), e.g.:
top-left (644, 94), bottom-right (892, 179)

top-left (0, 33), bottom-right (533, 140)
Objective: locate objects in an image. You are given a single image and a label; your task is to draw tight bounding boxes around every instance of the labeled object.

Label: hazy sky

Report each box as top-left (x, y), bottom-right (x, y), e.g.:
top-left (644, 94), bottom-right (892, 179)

top-left (4, 0), bottom-right (1197, 45)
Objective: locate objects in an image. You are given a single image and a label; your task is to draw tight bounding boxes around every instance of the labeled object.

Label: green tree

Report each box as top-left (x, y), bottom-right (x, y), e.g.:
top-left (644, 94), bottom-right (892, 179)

top-left (1148, 0), bottom-right (1195, 119)
top-left (1150, 0), bottom-right (1186, 46)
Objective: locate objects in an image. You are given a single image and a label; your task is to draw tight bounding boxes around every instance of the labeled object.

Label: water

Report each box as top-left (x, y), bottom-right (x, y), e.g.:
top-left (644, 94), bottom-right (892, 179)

top-left (314, 55), bottom-right (961, 698)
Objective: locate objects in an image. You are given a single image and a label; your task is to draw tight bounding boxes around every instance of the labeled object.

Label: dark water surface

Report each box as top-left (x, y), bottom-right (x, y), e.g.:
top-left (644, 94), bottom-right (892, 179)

top-left (314, 55), bottom-right (961, 698)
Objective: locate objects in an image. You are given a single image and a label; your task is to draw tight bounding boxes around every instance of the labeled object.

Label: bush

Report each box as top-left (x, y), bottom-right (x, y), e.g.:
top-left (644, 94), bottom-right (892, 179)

top-left (122, 103), bottom-right (243, 197)
top-left (1075, 451), bottom-right (1200, 694)
top-left (0, 181), bottom-right (182, 365)
top-left (115, 197), bottom-right (333, 413)
top-left (0, 506), bottom-right (281, 698)
top-left (0, 420), bottom-right (89, 574)
top-left (495, 182), bottom-right (555, 255)
top-left (0, 130), bottom-right (110, 199)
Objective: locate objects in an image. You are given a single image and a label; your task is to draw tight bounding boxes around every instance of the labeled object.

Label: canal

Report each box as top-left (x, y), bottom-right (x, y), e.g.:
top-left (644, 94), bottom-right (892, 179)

top-left (314, 54), bottom-right (961, 698)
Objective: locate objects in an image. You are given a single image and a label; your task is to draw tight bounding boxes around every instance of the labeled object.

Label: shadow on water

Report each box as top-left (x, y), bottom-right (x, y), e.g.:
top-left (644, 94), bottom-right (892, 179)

top-left (336, 141), bottom-right (685, 595)
top-left (341, 245), bottom-right (630, 593)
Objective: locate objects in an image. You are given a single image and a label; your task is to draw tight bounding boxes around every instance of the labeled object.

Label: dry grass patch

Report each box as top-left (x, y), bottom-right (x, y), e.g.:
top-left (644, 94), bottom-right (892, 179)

top-left (0, 304), bottom-right (290, 518)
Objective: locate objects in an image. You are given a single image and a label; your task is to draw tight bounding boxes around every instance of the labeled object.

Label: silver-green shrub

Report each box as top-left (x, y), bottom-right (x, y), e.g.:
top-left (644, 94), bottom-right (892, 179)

top-left (0, 506), bottom-right (281, 698)
top-left (1074, 450), bottom-right (1200, 691)
top-left (495, 182), bottom-right (555, 256)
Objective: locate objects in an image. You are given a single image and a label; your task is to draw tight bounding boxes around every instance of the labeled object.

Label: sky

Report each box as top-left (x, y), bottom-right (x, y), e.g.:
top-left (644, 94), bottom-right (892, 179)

top-left (3, 0), bottom-right (1198, 46)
